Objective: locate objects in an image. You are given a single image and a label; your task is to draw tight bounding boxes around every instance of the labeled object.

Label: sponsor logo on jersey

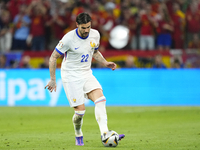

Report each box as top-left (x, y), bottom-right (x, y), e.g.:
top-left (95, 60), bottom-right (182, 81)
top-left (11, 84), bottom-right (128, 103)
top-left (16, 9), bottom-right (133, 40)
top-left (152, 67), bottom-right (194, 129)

top-left (75, 47), bottom-right (79, 50)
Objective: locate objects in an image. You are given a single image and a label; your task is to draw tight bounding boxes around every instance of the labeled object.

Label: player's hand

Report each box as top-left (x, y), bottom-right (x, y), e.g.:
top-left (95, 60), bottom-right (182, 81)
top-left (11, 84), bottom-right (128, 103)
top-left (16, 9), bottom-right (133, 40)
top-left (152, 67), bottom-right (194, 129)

top-left (45, 80), bottom-right (57, 92)
top-left (105, 62), bottom-right (117, 71)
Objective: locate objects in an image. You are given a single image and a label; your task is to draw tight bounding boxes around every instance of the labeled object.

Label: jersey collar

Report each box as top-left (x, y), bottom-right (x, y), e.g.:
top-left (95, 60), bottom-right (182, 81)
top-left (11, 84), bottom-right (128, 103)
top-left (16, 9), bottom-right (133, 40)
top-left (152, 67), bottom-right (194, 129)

top-left (76, 28), bottom-right (89, 39)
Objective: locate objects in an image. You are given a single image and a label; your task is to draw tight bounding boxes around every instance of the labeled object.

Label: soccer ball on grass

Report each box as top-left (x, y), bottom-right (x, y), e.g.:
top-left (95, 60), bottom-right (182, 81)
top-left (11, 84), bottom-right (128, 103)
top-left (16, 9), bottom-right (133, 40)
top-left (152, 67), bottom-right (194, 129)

top-left (101, 130), bottom-right (119, 147)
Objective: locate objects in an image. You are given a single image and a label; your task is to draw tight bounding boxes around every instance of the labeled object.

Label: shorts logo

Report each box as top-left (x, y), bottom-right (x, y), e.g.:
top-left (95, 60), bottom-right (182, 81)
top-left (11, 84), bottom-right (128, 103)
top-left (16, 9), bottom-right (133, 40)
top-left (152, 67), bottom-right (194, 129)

top-left (73, 98), bottom-right (76, 102)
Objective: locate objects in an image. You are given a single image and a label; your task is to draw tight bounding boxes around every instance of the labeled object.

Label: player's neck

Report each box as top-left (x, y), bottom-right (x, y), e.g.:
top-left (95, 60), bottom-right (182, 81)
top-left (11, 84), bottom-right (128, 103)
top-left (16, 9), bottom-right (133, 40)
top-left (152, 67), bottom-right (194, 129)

top-left (77, 29), bottom-right (82, 37)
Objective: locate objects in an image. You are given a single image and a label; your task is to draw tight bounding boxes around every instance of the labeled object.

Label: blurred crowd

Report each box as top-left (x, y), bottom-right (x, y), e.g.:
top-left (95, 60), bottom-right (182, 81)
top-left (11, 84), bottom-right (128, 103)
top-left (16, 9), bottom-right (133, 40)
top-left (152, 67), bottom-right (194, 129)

top-left (0, 0), bottom-right (200, 69)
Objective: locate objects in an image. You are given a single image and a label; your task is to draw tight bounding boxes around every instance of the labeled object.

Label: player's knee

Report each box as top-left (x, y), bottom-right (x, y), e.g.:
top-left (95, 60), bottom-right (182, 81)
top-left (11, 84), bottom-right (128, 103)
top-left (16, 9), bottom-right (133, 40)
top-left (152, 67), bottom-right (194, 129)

top-left (87, 89), bottom-right (103, 102)
top-left (73, 104), bottom-right (85, 111)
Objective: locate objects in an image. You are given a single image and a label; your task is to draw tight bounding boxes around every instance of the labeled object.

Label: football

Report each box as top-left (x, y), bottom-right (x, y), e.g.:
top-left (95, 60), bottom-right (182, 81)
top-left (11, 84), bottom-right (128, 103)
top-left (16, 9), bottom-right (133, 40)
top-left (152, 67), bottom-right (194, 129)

top-left (101, 130), bottom-right (119, 147)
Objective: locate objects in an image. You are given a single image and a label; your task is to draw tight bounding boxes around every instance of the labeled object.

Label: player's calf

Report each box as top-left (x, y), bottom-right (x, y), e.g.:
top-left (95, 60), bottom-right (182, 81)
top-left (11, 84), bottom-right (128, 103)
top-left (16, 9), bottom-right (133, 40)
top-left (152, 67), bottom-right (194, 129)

top-left (72, 110), bottom-right (85, 137)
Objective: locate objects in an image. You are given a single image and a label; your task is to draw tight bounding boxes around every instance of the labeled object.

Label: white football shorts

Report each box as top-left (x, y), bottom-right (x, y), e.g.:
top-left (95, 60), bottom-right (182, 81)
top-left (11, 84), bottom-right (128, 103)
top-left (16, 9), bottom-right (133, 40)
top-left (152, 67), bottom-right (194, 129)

top-left (62, 75), bottom-right (102, 107)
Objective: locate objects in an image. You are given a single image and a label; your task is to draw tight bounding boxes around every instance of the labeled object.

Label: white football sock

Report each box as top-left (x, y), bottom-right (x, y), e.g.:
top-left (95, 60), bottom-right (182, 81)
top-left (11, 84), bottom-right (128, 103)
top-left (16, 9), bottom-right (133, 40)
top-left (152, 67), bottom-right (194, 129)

top-left (94, 96), bottom-right (109, 135)
top-left (72, 110), bottom-right (85, 137)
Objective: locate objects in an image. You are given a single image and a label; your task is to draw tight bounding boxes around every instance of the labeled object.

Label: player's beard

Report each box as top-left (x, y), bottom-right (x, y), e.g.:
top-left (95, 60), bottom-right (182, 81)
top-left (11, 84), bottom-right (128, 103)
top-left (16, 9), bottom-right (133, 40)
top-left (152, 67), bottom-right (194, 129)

top-left (81, 32), bottom-right (89, 38)
top-left (79, 29), bottom-right (89, 38)
top-left (83, 32), bottom-right (89, 37)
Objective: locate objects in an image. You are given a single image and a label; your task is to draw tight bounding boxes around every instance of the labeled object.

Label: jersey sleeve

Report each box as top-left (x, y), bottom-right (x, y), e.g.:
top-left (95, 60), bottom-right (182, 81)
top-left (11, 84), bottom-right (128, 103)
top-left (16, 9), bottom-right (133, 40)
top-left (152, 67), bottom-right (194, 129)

top-left (55, 35), bottom-right (70, 55)
top-left (94, 30), bottom-right (100, 51)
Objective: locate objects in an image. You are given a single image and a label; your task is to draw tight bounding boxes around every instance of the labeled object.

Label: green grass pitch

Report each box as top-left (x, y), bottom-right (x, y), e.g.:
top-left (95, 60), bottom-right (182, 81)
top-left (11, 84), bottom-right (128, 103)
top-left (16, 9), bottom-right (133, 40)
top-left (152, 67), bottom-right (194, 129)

top-left (0, 106), bottom-right (200, 150)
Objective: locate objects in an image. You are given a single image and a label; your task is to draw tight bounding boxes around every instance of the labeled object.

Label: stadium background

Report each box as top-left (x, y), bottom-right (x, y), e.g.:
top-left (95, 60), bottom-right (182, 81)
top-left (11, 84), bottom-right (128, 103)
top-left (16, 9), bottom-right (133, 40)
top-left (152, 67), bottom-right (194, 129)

top-left (1, 0), bottom-right (200, 106)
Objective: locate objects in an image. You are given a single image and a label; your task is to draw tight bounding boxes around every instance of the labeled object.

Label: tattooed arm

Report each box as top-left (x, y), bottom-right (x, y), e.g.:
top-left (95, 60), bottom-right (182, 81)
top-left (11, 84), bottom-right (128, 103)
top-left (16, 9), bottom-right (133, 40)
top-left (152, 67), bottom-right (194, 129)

top-left (93, 50), bottom-right (117, 70)
top-left (45, 50), bottom-right (61, 92)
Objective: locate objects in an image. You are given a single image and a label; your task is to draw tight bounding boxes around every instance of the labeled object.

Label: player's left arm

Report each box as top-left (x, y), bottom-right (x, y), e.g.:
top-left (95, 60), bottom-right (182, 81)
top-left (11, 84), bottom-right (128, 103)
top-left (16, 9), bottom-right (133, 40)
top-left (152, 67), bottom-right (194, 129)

top-left (93, 50), bottom-right (117, 70)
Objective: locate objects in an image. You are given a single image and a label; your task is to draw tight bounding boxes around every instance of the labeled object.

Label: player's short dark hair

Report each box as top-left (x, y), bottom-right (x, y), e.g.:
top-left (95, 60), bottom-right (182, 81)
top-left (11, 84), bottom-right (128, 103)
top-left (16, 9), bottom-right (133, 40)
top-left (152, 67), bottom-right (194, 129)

top-left (76, 12), bottom-right (92, 25)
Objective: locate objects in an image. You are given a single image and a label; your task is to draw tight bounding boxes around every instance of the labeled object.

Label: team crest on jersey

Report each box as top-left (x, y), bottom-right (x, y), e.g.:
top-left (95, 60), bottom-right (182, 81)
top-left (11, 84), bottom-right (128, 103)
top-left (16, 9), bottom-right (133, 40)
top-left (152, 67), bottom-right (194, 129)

top-left (90, 41), bottom-right (96, 48)
top-left (73, 98), bottom-right (76, 102)
top-left (58, 41), bottom-right (63, 48)
top-left (90, 40), bottom-right (97, 51)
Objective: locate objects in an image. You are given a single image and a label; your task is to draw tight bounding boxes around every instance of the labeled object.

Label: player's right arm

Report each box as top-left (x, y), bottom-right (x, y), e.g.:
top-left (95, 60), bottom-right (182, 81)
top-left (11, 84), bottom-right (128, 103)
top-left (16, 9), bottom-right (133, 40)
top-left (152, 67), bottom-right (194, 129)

top-left (45, 50), bottom-right (61, 92)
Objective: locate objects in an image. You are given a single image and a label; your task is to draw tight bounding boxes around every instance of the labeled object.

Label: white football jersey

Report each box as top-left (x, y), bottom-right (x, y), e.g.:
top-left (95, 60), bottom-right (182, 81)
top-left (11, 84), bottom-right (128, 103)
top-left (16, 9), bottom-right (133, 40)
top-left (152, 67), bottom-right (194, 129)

top-left (55, 28), bottom-right (100, 82)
